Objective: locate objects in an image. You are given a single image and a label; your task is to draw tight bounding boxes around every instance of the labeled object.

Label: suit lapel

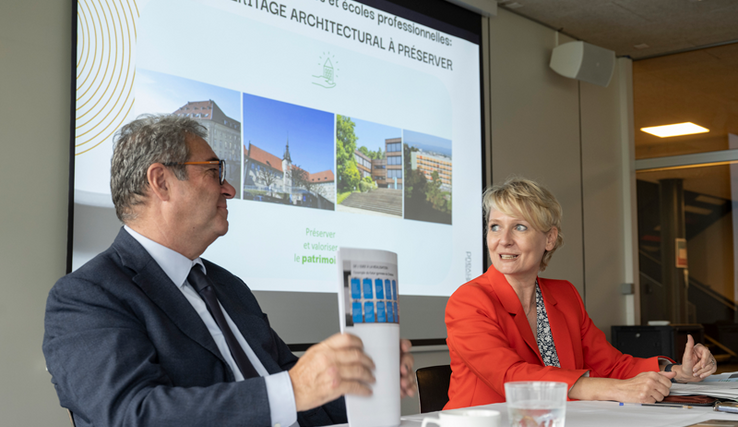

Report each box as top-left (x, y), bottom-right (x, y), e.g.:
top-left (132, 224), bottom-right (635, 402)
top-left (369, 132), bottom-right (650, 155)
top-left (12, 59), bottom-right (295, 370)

top-left (112, 229), bottom-right (232, 376)
top-left (214, 279), bottom-right (282, 375)
top-left (538, 278), bottom-right (576, 369)
top-left (486, 266), bottom-right (541, 361)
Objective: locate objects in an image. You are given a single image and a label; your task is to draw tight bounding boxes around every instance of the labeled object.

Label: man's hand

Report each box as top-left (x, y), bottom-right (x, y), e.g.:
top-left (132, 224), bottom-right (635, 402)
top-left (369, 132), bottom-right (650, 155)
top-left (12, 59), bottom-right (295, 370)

top-left (676, 334), bottom-right (717, 382)
top-left (400, 339), bottom-right (416, 398)
top-left (289, 333), bottom-right (375, 412)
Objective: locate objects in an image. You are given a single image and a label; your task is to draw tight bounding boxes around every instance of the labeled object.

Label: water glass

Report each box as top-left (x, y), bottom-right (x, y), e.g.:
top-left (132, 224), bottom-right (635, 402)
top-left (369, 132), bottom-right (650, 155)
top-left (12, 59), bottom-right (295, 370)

top-left (504, 381), bottom-right (567, 427)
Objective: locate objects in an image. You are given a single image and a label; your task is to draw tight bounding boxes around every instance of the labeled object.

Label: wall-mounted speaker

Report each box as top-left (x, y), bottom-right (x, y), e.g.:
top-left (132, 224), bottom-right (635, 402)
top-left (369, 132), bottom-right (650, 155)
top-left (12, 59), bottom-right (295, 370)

top-left (549, 41), bottom-right (615, 88)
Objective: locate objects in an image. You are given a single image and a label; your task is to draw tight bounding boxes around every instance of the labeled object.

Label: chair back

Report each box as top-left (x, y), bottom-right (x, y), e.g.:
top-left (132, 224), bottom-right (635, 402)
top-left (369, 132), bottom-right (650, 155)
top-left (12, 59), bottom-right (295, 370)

top-left (415, 364), bottom-right (452, 413)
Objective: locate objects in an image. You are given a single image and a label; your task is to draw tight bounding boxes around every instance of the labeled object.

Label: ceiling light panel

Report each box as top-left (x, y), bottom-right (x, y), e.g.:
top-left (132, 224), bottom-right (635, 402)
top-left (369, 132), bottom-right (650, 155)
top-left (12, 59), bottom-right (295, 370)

top-left (640, 122), bottom-right (710, 138)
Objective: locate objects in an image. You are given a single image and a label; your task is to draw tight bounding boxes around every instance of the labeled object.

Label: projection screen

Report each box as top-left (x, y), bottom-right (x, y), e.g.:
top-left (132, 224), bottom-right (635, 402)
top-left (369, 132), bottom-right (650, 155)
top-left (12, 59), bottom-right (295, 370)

top-left (71, 0), bottom-right (485, 344)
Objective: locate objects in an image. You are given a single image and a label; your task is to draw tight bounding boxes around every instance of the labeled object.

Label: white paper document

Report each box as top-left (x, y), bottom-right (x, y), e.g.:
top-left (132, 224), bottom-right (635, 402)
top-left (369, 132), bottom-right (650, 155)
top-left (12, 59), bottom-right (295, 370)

top-left (671, 377), bottom-right (738, 400)
top-left (703, 372), bottom-right (738, 383)
top-left (337, 248), bottom-right (401, 427)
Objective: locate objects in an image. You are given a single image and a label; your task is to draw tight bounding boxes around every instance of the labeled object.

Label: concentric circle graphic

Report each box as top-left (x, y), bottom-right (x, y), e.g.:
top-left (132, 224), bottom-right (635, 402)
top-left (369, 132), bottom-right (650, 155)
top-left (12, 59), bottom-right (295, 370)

top-left (75, 0), bottom-right (139, 156)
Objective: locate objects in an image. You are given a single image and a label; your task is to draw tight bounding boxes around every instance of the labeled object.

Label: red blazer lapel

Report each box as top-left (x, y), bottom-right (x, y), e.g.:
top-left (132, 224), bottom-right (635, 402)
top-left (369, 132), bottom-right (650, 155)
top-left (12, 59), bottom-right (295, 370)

top-left (538, 277), bottom-right (579, 370)
top-left (486, 266), bottom-right (541, 362)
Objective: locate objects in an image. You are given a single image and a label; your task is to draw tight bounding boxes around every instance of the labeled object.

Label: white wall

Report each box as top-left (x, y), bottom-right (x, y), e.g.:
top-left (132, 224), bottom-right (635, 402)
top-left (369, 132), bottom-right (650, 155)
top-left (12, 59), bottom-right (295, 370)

top-left (580, 58), bottom-right (637, 337)
top-left (0, 1), bottom-right (73, 425)
top-left (0, 2), bottom-right (635, 424)
top-left (488, 9), bottom-right (585, 296)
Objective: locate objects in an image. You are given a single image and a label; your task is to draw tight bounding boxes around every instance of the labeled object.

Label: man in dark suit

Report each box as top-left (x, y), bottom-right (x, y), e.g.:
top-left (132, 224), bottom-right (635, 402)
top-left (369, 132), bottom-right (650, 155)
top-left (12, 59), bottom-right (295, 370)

top-left (43, 115), bottom-right (416, 427)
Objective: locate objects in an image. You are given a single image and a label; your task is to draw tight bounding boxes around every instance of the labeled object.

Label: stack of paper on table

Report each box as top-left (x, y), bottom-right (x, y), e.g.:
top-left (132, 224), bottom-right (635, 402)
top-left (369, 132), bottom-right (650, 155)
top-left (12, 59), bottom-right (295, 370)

top-left (670, 372), bottom-right (738, 400)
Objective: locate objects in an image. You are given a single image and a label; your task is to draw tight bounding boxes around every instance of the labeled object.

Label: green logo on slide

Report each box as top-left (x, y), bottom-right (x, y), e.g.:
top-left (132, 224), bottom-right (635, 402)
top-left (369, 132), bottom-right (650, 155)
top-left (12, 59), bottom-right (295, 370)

top-left (313, 52), bottom-right (338, 89)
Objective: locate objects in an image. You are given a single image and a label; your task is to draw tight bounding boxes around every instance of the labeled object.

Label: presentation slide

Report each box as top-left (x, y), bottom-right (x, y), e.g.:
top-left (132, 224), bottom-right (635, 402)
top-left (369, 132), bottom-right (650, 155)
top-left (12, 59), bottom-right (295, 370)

top-left (72, 0), bottom-right (483, 297)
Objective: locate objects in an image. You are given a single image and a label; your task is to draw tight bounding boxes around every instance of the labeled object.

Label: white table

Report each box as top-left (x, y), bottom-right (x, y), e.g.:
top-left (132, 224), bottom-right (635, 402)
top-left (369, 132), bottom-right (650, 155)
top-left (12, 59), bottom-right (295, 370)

top-left (399, 401), bottom-right (738, 427)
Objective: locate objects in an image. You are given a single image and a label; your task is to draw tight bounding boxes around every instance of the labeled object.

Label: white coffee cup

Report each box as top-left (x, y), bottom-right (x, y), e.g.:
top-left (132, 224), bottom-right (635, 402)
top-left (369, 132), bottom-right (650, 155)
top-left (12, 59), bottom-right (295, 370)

top-left (421, 409), bottom-right (501, 427)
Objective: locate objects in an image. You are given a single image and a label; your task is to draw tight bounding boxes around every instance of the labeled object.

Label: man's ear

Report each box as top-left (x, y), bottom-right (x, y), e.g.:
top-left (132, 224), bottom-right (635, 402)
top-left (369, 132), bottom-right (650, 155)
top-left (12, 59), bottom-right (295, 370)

top-left (147, 163), bottom-right (171, 201)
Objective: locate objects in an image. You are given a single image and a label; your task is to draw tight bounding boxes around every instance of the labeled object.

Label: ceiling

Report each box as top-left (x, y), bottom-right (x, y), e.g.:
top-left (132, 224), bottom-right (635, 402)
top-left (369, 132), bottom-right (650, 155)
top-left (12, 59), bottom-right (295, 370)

top-left (492, 0), bottom-right (738, 201)
top-left (631, 42), bottom-right (738, 201)
top-left (493, 0), bottom-right (738, 60)
top-left (632, 42), bottom-right (738, 159)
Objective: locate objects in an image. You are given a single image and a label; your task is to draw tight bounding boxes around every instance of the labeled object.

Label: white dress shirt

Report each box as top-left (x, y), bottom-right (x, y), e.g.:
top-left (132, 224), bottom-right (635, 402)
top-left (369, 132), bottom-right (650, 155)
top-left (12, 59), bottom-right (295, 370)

top-left (125, 226), bottom-right (297, 427)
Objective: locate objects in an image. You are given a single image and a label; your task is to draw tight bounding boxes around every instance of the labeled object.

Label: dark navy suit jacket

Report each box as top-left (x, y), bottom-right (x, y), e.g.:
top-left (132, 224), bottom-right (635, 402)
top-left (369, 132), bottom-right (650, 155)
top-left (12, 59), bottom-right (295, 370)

top-left (43, 228), bottom-right (345, 427)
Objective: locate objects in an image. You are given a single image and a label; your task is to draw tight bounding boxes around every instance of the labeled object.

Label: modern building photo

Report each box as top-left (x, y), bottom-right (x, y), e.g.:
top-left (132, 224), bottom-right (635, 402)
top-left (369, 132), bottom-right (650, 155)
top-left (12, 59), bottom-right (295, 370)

top-left (403, 130), bottom-right (452, 225)
top-left (336, 115), bottom-right (403, 218)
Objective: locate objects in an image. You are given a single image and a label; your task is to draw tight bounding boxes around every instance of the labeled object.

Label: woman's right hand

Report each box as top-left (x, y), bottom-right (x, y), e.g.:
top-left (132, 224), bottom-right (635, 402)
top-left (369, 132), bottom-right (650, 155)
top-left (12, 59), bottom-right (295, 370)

top-left (569, 370), bottom-right (675, 403)
top-left (610, 371), bottom-right (675, 403)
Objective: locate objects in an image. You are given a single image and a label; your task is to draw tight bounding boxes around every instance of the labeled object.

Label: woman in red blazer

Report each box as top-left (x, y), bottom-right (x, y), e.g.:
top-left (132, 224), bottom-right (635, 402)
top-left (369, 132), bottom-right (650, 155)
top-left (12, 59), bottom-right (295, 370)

top-left (444, 178), bottom-right (717, 409)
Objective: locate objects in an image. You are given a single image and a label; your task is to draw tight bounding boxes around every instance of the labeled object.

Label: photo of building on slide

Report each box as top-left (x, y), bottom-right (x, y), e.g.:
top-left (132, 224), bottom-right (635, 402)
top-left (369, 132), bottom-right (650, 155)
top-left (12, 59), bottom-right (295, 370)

top-left (242, 93), bottom-right (335, 210)
top-left (135, 70), bottom-right (243, 199)
top-left (336, 115), bottom-right (403, 218)
top-left (404, 130), bottom-right (453, 225)
top-left (172, 100), bottom-right (242, 199)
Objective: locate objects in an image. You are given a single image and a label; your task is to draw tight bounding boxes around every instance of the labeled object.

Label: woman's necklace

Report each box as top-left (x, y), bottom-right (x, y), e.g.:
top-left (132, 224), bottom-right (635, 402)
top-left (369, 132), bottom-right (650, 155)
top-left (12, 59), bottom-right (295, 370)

top-left (525, 280), bottom-right (539, 317)
top-left (524, 297), bottom-right (536, 317)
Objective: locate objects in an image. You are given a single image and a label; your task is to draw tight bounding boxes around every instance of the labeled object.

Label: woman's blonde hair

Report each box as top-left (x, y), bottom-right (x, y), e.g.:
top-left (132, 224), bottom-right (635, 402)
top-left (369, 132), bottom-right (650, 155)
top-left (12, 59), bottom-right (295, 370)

top-left (482, 177), bottom-right (564, 271)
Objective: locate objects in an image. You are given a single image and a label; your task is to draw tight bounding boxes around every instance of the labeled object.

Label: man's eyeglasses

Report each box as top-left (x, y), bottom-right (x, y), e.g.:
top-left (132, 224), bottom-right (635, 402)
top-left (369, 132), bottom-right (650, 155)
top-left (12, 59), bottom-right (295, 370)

top-left (164, 159), bottom-right (226, 185)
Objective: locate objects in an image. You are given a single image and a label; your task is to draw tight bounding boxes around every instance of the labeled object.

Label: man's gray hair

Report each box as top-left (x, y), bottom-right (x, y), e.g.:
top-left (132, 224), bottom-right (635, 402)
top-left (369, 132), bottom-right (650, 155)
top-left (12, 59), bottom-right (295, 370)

top-left (110, 114), bottom-right (207, 222)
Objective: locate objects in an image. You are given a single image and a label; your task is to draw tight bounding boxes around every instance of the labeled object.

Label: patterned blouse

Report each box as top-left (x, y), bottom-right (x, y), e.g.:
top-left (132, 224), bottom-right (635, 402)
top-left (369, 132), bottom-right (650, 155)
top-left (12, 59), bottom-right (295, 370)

top-left (535, 281), bottom-right (561, 368)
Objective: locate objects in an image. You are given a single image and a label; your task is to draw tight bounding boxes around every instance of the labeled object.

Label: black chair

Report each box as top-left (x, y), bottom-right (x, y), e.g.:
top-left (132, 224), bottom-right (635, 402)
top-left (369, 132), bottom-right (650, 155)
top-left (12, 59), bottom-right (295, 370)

top-left (415, 364), bottom-right (452, 413)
